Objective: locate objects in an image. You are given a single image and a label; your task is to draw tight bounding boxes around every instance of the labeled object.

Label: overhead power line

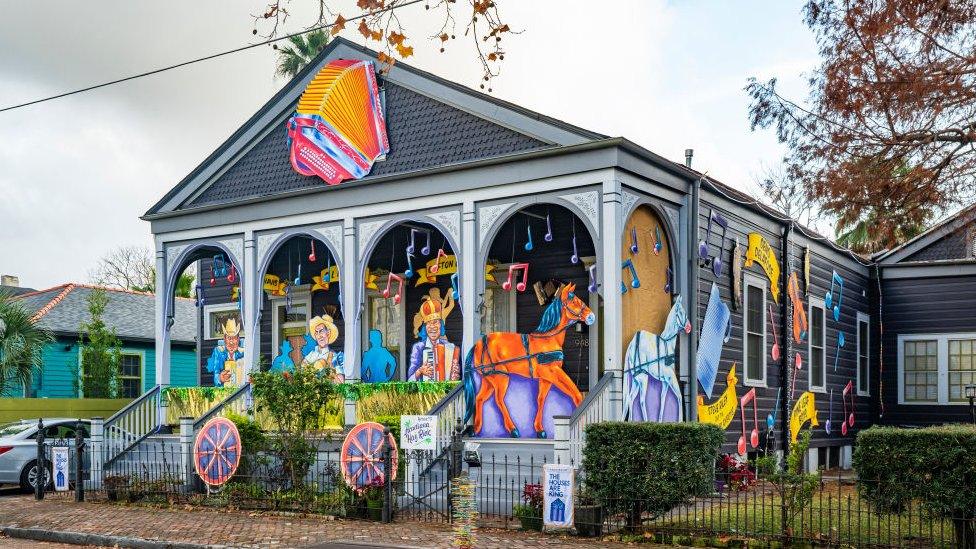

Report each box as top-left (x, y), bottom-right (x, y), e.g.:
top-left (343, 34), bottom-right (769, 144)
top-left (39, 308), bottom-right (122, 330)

top-left (0, 0), bottom-right (424, 114)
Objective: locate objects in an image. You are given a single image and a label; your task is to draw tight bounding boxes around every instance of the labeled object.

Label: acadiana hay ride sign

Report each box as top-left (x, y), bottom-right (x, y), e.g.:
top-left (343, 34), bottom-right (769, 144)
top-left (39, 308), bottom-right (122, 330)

top-left (542, 463), bottom-right (574, 528)
top-left (400, 415), bottom-right (437, 451)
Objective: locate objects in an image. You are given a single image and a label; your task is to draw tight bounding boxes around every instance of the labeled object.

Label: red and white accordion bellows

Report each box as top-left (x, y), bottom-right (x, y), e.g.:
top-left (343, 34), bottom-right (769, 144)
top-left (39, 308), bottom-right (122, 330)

top-left (287, 59), bottom-right (390, 185)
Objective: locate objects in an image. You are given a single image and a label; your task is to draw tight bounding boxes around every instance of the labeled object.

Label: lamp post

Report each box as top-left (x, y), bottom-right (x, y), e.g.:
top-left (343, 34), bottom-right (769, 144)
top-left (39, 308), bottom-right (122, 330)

top-left (965, 384), bottom-right (976, 425)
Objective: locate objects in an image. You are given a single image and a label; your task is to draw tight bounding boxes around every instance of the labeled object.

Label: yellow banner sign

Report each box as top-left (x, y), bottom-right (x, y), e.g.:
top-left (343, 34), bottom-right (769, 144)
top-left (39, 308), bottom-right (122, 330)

top-left (744, 233), bottom-right (781, 303)
top-left (415, 254), bottom-right (458, 285)
top-left (364, 268), bottom-right (378, 291)
top-left (311, 265), bottom-right (341, 292)
top-left (789, 391), bottom-right (819, 443)
top-left (698, 363), bottom-right (739, 429)
top-left (263, 274), bottom-right (287, 296)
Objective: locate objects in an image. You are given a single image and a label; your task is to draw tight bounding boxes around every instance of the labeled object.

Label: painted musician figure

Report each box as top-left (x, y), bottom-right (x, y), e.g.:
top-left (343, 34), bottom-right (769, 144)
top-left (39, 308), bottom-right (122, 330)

top-left (302, 314), bottom-right (346, 382)
top-left (206, 318), bottom-right (246, 387)
top-left (408, 295), bottom-right (460, 382)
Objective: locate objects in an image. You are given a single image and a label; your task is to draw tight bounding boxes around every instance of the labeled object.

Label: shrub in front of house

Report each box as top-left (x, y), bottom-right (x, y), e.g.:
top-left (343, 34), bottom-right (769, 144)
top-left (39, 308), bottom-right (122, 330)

top-left (582, 421), bottom-right (724, 527)
top-left (854, 424), bottom-right (976, 548)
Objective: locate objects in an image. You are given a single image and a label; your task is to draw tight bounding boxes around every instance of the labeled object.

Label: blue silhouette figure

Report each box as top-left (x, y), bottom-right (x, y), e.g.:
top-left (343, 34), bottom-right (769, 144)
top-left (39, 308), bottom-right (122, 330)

top-left (270, 335), bottom-right (318, 373)
top-left (361, 329), bottom-right (397, 383)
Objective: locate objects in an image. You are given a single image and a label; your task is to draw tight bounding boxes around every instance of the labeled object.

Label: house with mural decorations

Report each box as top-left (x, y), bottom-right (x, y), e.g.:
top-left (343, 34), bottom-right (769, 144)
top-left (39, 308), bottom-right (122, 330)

top-left (81, 37), bottom-right (974, 479)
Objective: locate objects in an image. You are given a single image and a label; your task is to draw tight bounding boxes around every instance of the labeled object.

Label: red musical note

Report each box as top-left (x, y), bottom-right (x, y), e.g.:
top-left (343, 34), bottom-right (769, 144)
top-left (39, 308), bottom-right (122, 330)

top-left (737, 388), bottom-right (760, 455)
top-left (790, 352), bottom-right (803, 398)
top-left (769, 303), bottom-right (781, 362)
top-left (382, 273), bottom-right (404, 304)
top-left (429, 248), bottom-right (448, 275)
top-left (308, 240), bottom-right (317, 262)
top-left (227, 264), bottom-right (236, 284)
top-left (502, 262), bottom-right (529, 292)
top-left (209, 264), bottom-right (216, 287)
top-left (842, 380), bottom-right (855, 435)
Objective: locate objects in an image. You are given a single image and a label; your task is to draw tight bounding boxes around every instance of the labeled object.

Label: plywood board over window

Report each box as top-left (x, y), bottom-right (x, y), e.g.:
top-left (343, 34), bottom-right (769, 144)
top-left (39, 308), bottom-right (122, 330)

top-left (621, 205), bottom-right (672, 359)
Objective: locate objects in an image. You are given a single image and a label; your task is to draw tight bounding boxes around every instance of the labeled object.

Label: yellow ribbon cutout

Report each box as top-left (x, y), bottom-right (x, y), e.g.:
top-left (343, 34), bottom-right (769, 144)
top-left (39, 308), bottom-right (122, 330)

top-left (698, 363), bottom-right (739, 429)
top-left (363, 268), bottom-right (378, 291)
top-left (311, 265), bottom-right (341, 292)
top-left (789, 391), bottom-right (819, 443)
top-left (744, 232), bottom-right (781, 303)
top-left (263, 274), bottom-right (288, 296)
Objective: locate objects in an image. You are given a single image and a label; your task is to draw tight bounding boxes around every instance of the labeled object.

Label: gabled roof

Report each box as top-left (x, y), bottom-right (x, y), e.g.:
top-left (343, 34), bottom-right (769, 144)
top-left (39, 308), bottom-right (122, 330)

top-left (145, 37), bottom-right (603, 217)
top-left (0, 285), bottom-right (35, 296)
top-left (877, 202), bottom-right (976, 264)
top-left (13, 284), bottom-right (196, 345)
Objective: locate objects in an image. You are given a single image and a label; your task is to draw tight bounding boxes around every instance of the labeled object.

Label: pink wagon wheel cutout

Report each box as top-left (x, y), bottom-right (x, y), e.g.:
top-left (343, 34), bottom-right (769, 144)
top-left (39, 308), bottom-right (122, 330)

top-left (340, 422), bottom-right (398, 490)
top-left (193, 417), bottom-right (242, 487)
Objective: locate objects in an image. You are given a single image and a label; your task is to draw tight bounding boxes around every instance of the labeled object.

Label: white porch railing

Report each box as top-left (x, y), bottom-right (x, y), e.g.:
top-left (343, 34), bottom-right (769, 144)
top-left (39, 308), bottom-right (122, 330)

top-left (427, 384), bottom-right (464, 458)
top-left (193, 382), bottom-right (252, 431)
top-left (102, 384), bottom-right (163, 468)
top-left (555, 371), bottom-right (620, 467)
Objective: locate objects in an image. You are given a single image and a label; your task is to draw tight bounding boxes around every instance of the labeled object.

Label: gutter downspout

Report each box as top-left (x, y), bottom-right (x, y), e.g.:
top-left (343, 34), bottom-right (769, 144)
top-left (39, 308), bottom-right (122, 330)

top-left (780, 221), bottom-right (794, 458)
top-left (687, 149), bottom-right (700, 422)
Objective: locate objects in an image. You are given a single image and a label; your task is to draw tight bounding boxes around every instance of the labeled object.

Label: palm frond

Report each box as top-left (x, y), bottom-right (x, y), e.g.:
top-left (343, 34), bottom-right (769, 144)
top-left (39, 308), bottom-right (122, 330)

top-left (0, 292), bottom-right (53, 396)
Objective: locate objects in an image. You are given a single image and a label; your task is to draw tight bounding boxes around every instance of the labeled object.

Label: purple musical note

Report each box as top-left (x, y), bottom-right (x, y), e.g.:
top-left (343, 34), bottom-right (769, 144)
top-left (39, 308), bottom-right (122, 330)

top-left (587, 264), bottom-right (597, 293)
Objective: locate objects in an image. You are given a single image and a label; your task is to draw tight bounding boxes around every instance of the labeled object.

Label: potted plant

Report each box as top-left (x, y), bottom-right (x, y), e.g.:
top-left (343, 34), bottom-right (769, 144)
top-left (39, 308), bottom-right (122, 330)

top-left (574, 486), bottom-right (604, 537)
top-left (513, 483), bottom-right (543, 531)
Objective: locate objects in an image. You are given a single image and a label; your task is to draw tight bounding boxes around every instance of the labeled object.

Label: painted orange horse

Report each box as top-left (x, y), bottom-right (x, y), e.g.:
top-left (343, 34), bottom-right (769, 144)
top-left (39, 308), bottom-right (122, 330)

top-left (463, 283), bottom-right (596, 438)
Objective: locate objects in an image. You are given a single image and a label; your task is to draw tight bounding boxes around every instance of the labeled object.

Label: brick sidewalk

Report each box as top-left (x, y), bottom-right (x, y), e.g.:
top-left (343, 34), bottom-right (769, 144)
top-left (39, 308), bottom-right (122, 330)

top-left (0, 495), bottom-right (633, 548)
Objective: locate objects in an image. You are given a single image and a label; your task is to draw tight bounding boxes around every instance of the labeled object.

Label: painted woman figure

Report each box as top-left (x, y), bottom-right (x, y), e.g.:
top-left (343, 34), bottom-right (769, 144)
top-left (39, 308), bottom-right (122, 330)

top-left (408, 293), bottom-right (460, 382)
top-left (302, 314), bottom-right (345, 382)
top-left (206, 318), bottom-right (245, 387)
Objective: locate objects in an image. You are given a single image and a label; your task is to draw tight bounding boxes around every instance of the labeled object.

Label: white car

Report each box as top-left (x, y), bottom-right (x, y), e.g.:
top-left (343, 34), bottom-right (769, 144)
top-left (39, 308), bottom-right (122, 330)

top-left (0, 419), bottom-right (90, 491)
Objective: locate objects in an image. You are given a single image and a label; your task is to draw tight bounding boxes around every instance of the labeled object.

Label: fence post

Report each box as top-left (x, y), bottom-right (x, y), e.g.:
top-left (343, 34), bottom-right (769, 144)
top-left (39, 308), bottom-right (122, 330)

top-left (180, 416), bottom-right (195, 491)
top-left (89, 417), bottom-right (103, 490)
top-left (35, 418), bottom-right (44, 500)
top-left (450, 419), bottom-right (463, 479)
top-left (553, 415), bottom-right (570, 466)
top-left (344, 397), bottom-right (358, 427)
top-left (75, 420), bottom-right (85, 502)
top-left (382, 427), bottom-right (393, 523)
top-left (606, 370), bottom-right (622, 421)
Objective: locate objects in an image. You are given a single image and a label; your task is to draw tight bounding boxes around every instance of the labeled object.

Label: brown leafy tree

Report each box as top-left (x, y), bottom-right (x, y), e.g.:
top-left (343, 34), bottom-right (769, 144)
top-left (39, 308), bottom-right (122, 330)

top-left (254, 0), bottom-right (512, 90)
top-left (746, 0), bottom-right (976, 253)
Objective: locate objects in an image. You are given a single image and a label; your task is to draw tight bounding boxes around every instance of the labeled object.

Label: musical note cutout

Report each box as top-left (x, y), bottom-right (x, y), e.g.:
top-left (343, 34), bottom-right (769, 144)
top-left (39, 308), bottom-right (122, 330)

top-left (284, 284), bottom-right (292, 313)
top-left (769, 303), bottom-right (781, 362)
top-left (825, 388), bottom-right (834, 434)
top-left (404, 252), bottom-right (415, 279)
top-left (429, 249), bottom-right (448, 275)
top-left (699, 209), bottom-right (729, 277)
top-left (570, 236), bottom-right (579, 264)
top-left (630, 227), bottom-right (639, 254)
top-left (294, 262), bottom-right (302, 286)
top-left (212, 255), bottom-right (228, 278)
top-left (767, 387), bottom-right (782, 431)
top-left (790, 352), bottom-right (803, 399)
top-left (308, 240), bottom-right (317, 262)
top-left (664, 267), bottom-right (673, 294)
top-left (407, 228), bottom-right (431, 256)
top-left (833, 331), bottom-right (846, 372)
top-left (587, 264), bottom-right (598, 293)
top-left (209, 264), bottom-right (216, 287)
top-left (227, 264), bottom-right (236, 284)
top-left (524, 222), bottom-right (534, 252)
top-left (451, 273), bottom-right (460, 300)
top-left (842, 380), bottom-right (855, 435)
top-left (738, 388), bottom-right (760, 455)
top-left (621, 259), bottom-right (641, 294)
top-left (194, 285), bottom-right (205, 307)
top-left (544, 213), bottom-right (553, 242)
top-left (382, 273), bottom-right (404, 304)
top-left (788, 273), bottom-right (808, 342)
top-left (825, 270), bottom-right (844, 322)
top-left (502, 263), bottom-right (529, 292)
top-left (654, 226), bottom-right (663, 256)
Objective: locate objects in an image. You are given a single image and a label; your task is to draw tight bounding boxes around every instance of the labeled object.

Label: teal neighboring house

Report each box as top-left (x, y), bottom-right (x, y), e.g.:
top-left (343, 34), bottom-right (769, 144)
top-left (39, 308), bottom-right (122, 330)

top-left (8, 283), bottom-right (198, 398)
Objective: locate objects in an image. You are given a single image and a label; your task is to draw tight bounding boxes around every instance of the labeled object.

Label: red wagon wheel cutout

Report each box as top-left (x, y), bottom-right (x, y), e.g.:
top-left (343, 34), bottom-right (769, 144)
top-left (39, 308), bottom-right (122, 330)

top-left (193, 417), bottom-right (242, 487)
top-left (340, 422), bottom-right (398, 491)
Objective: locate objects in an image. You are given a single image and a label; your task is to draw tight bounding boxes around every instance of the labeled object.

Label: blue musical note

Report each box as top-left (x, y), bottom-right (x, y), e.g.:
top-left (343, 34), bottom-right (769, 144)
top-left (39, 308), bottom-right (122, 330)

top-left (620, 259), bottom-right (641, 294)
top-left (451, 272), bottom-right (460, 300)
top-left (405, 252), bottom-right (414, 279)
top-left (766, 387), bottom-right (781, 430)
top-left (833, 331), bottom-right (846, 372)
top-left (630, 227), bottom-right (639, 254)
top-left (654, 226), bottom-right (663, 255)
top-left (524, 222), bottom-right (534, 251)
top-left (294, 262), bottom-right (302, 285)
top-left (825, 270), bottom-right (844, 321)
top-left (194, 285), bottom-right (205, 307)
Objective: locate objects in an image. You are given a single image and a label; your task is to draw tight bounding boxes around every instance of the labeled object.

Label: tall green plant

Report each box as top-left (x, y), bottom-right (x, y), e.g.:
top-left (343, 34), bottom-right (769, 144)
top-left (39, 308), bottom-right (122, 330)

top-left (79, 289), bottom-right (122, 398)
top-left (0, 291), bottom-right (52, 397)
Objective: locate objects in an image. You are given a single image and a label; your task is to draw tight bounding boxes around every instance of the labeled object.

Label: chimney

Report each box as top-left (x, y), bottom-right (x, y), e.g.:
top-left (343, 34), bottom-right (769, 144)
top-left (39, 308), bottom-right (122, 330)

top-left (684, 149), bottom-right (694, 168)
top-left (1, 275), bottom-right (18, 288)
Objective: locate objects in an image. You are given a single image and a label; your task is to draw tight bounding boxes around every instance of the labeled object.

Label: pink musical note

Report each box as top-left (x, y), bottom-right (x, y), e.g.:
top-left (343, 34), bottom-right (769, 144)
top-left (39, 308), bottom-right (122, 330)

top-left (209, 264), bottom-right (216, 287)
top-left (738, 388), bottom-right (760, 455)
top-left (382, 273), bottom-right (404, 304)
top-left (308, 240), bottom-right (317, 262)
top-left (502, 263), bottom-right (529, 292)
top-left (429, 249), bottom-right (447, 275)
top-left (842, 380), bottom-right (855, 435)
top-left (769, 304), bottom-right (781, 362)
top-left (227, 264), bottom-right (236, 284)
top-left (790, 352), bottom-right (803, 398)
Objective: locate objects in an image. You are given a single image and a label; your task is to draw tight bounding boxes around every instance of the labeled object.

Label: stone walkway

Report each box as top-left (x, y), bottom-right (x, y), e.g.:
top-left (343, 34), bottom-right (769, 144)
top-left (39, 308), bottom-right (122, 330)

top-left (0, 495), bottom-right (634, 548)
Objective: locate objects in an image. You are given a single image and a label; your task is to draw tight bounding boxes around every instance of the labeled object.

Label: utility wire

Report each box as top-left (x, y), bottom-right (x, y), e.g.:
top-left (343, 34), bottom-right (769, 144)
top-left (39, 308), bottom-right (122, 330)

top-left (0, 0), bottom-right (425, 114)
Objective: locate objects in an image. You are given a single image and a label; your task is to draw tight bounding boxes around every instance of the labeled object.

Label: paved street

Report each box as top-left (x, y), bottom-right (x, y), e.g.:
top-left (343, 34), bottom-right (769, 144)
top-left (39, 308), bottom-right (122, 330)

top-left (0, 495), bottom-right (631, 548)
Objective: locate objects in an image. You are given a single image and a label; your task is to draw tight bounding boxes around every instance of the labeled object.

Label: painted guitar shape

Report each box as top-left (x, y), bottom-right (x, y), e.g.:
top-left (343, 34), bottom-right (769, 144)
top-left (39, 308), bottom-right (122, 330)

top-left (788, 272), bottom-right (808, 342)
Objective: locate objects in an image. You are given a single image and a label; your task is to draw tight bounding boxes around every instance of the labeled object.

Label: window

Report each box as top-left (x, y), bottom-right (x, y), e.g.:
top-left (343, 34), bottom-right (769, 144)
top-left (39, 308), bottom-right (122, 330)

top-left (270, 288), bottom-right (311, 360)
top-left (119, 353), bottom-right (143, 398)
top-left (949, 338), bottom-right (976, 402)
top-left (856, 313), bottom-right (870, 396)
top-left (808, 298), bottom-right (826, 391)
top-left (481, 285), bottom-right (515, 334)
top-left (203, 304), bottom-right (243, 340)
top-left (743, 275), bottom-right (766, 386)
top-left (901, 338), bottom-right (939, 403)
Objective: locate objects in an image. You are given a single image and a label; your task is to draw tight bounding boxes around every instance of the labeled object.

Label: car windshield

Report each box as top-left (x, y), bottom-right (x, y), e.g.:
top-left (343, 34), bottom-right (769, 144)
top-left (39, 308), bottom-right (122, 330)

top-left (0, 422), bottom-right (33, 437)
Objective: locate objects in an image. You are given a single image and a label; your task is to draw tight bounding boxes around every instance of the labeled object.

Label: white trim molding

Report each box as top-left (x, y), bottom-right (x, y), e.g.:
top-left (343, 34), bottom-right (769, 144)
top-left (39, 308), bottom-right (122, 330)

top-left (897, 332), bottom-right (976, 405)
top-left (808, 295), bottom-right (827, 393)
top-left (856, 312), bottom-right (870, 397)
top-left (742, 272), bottom-right (768, 388)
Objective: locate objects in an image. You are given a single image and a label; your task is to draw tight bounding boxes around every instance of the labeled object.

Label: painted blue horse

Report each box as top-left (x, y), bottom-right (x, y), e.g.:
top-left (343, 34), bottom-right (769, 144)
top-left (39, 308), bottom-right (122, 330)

top-left (623, 297), bottom-right (691, 422)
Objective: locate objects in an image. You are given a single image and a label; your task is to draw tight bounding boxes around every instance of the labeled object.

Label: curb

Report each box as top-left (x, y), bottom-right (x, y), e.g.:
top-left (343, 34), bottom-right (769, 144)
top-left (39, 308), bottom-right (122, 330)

top-left (1, 526), bottom-right (216, 549)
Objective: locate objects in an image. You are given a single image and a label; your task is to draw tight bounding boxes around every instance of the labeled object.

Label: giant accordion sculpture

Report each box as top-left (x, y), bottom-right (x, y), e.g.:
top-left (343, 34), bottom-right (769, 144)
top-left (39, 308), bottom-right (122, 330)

top-left (287, 60), bottom-right (390, 185)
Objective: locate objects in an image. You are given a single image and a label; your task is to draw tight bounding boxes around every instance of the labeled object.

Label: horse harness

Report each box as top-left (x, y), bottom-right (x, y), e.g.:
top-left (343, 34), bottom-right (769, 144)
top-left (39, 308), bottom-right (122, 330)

top-left (624, 330), bottom-right (678, 377)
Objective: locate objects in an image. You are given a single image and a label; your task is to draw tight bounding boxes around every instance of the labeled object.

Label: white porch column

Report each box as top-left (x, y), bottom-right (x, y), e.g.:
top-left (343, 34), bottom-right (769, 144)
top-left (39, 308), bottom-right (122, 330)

top-left (244, 231), bottom-right (260, 372)
top-left (154, 240), bottom-right (171, 388)
top-left (460, 202), bottom-right (477, 357)
top-left (601, 179), bottom-right (624, 418)
top-left (342, 218), bottom-right (359, 425)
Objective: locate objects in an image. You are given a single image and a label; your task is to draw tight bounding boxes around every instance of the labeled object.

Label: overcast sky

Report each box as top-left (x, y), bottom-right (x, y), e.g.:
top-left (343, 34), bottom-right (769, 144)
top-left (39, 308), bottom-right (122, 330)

top-left (0, 1), bottom-right (817, 290)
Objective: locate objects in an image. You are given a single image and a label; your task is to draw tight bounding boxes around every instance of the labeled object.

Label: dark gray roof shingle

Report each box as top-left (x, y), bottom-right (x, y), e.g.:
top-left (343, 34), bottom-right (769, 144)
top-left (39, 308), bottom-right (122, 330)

top-left (0, 285), bottom-right (35, 296)
top-left (14, 285), bottom-right (196, 345)
top-left (184, 83), bottom-right (548, 208)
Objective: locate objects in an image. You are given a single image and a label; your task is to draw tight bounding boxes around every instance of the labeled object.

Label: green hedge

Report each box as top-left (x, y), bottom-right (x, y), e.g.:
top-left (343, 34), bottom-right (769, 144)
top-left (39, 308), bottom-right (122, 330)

top-left (854, 424), bottom-right (976, 517)
top-left (582, 422), bottom-right (724, 521)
